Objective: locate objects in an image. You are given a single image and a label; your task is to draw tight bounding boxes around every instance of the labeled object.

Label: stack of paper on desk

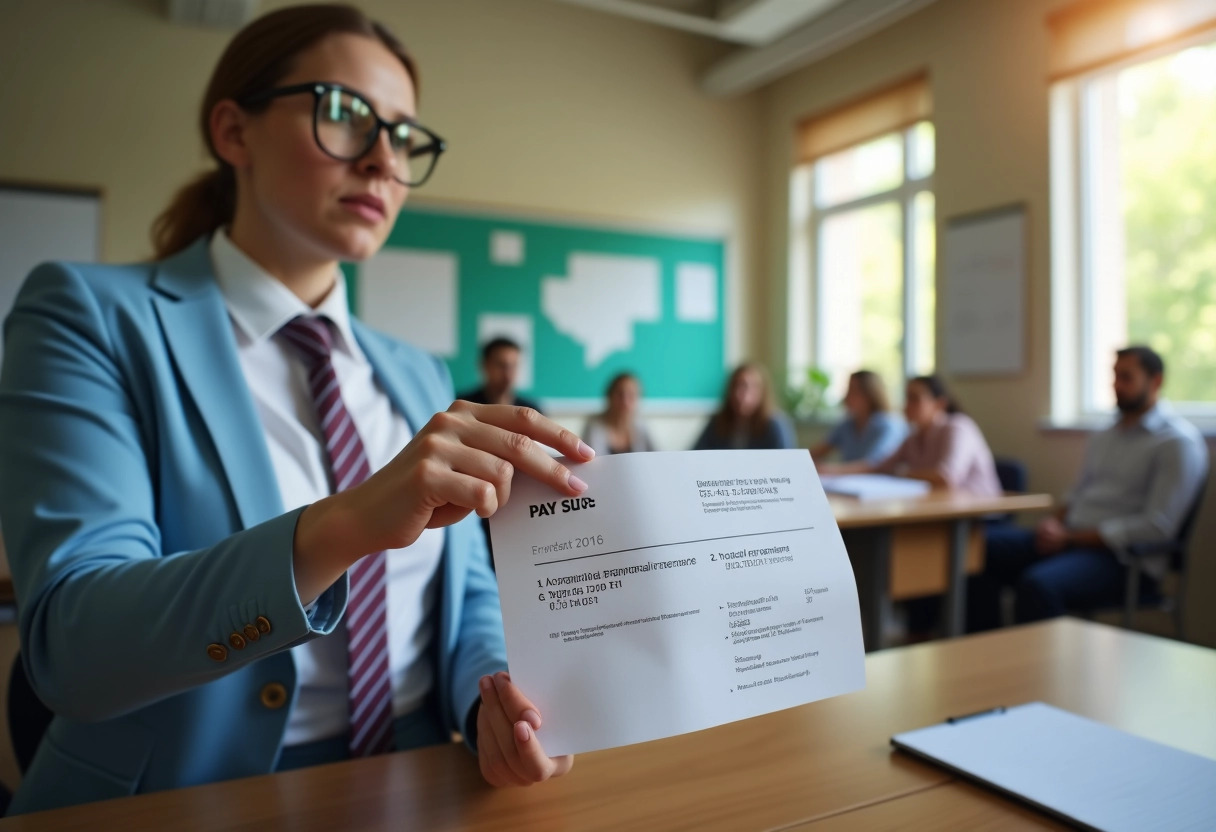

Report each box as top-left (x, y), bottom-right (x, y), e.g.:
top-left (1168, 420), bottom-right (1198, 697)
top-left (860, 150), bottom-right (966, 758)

top-left (489, 450), bottom-right (866, 756)
top-left (819, 473), bottom-right (931, 501)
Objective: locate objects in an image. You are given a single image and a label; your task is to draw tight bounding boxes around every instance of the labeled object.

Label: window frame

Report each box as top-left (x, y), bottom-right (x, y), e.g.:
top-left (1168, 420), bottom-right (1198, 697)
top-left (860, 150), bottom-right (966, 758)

top-left (1050, 30), bottom-right (1216, 428)
top-left (788, 122), bottom-right (936, 409)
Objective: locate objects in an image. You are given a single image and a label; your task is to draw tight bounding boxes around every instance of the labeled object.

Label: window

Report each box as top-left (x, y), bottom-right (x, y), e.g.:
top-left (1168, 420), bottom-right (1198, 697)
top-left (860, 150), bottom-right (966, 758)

top-left (1051, 1), bottom-right (1216, 422)
top-left (789, 78), bottom-right (935, 407)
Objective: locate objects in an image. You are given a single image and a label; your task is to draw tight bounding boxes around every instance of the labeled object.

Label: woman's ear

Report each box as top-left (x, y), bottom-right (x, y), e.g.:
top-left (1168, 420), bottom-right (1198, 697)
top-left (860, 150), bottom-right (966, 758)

top-left (210, 100), bottom-right (252, 169)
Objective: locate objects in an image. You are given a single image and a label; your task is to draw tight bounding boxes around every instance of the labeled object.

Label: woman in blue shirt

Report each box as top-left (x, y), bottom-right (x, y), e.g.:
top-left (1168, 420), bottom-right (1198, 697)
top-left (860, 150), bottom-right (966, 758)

top-left (810, 370), bottom-right (906, 464)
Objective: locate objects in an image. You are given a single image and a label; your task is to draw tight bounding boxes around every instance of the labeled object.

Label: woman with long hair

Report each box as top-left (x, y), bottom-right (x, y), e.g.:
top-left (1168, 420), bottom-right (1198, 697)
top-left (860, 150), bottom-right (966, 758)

top-left (584, 372), bottom-right (656, 454)
top-left (693, 362), bottom-right (795, 450)
top-left (0, 4), bottom-right (582, 814)
top-left (810, 370), bottom-right (906, 464)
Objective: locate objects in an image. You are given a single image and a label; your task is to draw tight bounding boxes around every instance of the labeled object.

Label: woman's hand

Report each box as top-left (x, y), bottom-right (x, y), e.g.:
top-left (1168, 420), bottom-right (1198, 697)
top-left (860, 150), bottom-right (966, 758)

top-left (293, 402), bottom-right (594, 602)
top-left (476, 671), bottom-right (573, 787)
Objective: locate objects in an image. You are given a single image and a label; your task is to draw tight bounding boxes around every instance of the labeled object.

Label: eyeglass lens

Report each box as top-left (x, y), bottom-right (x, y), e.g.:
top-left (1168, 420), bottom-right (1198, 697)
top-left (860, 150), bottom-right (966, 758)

top-left (314, 87), bottom-right (439, 186)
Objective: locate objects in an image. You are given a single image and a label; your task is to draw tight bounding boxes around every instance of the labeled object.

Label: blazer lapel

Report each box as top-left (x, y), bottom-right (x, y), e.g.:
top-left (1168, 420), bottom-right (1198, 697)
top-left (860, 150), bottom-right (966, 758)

top-left (351, 322), bottom-right (439, 434)
top-left (151, 239), bottom-right (284, 529)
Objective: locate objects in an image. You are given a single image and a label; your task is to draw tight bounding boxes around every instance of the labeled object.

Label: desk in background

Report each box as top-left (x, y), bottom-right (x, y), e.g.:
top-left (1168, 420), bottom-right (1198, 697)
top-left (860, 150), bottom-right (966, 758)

top-left (830, 491), bottom-right (1052, 649)
top-left (2, 619), bottom-right (1211, 831)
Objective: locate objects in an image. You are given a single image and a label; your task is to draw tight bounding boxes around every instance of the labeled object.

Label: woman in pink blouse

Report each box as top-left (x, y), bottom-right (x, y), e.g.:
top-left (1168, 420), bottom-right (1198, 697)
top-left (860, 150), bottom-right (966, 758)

top-left (823, 375), bottom-right (1002, 497)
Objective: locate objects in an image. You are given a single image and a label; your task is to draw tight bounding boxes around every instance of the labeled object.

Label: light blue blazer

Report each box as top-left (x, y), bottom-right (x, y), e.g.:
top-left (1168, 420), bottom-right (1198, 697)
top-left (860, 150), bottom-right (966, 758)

top-left (0, 238), bottom-right (508, 815)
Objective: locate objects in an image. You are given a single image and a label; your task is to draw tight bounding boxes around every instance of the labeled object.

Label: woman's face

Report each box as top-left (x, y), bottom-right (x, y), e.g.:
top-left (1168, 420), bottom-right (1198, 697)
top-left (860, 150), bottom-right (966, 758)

top-left (232, 34), bottom-right (415, 263)
top-left (903, 381), bottom-right (944, 428)
top-left (729, 369), bottom-right (764, 418)
top-left (842, 377), bottom-right (870, 419)
top-left (609, 378), bottom-right (640, 417)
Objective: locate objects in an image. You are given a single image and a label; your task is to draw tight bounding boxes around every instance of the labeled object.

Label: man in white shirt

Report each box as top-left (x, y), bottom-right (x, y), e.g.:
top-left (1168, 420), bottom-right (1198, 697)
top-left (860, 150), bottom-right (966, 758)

top-left (969, 346), bottom-right (1208, 631)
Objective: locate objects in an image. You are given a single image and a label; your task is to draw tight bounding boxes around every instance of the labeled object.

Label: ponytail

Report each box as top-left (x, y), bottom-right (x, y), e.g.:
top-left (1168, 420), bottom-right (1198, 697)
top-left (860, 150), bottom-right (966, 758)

top-left (910, 374), bottom-right (962, 415)
top-left (151, 167), bottom-right (236, 260)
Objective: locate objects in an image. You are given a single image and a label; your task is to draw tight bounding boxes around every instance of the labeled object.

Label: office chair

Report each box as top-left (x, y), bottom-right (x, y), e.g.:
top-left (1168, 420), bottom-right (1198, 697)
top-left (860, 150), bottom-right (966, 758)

top-left (1115, 479), bottom-right (1207, 639)
top-left (994, 458), bottom-right (1028, 494)
top-left (989, 457), bottom-right (1029, 526)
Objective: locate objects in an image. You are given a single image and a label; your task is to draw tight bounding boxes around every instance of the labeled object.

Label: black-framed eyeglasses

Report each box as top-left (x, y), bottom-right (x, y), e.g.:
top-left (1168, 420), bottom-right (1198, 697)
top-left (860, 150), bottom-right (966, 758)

top-left (240, 82), bottom-right (446, 187)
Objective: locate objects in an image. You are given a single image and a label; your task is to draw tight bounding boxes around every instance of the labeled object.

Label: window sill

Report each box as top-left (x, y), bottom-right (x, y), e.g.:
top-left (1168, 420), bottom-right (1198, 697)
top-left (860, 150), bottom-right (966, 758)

top-left (1039, 416), bottom-right (1216, 440)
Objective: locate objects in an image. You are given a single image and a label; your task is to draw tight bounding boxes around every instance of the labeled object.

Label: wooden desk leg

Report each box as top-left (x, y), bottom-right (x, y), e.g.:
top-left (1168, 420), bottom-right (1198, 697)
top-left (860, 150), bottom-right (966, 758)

top-left (944, 519), bottom-right (972, 637)
top-left (843, 527), bottom-right (893, 651)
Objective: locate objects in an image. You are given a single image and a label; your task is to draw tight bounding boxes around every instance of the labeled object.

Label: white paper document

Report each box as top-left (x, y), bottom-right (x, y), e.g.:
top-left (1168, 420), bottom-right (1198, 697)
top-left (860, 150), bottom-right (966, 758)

top-left (820, 473), bottom-right (932, 501)
top-left (489, 450), bottom-right (866, 756)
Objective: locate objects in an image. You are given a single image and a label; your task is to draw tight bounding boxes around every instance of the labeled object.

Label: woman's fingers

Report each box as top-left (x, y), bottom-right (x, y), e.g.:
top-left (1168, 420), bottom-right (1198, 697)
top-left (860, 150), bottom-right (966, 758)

top-left (491, 673), bottom-right (567, 782)
top-left (479, 676), bottom-right (535, 784)
top-left (477, 704), bottom-right (529, 787)
top-left (433, 442), bottom-right (516, 518)
top-left (491, 671), bottom-right (542, 729)
top-left (452, 402), bottom-right (594, 463)
top-left (479, 674), bottom-right (570, 785)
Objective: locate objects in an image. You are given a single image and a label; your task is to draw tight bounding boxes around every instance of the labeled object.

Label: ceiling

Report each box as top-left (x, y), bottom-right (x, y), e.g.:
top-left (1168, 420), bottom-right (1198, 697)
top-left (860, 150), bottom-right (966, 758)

top-left (548, 0), bottom-right (940, 96)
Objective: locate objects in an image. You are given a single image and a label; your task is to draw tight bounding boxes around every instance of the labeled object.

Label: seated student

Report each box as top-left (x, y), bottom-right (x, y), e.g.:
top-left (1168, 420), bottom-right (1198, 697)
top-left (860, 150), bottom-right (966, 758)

top-left (583, 372), bottom-right (656, 454)
top-left (810, 370), bottom-right (906, 464)
top-left (456, 337), bottom-right (542, 412)
top-left (822, 375), bottom-right (1002, 497)
top-left (694, 362), bottom-right (795, 450)
top-left (968, 346), bottom-right (1208, 631)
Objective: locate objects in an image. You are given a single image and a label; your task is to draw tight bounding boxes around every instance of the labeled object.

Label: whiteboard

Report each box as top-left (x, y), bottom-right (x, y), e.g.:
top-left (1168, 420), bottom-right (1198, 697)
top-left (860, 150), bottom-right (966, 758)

top-left (0, 186), bottom-right (102, 365)
top-left (944, 206), bottom-right (1026, 376)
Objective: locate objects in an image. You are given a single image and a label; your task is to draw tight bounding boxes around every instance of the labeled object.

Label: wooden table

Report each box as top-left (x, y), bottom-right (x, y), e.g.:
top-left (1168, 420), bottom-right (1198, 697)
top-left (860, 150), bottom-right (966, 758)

top-left (829, 492), bottom-right (1053, 649)
top-left (785, 781), bottom-right (1070, 830)
top-left (4, 618), bottom-right (1211, 831)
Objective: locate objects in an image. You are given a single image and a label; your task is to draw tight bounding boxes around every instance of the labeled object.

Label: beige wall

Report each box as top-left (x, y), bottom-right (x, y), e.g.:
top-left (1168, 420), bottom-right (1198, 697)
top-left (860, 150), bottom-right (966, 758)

top-left (1, 1), bottom-right (1209, 641)
top-left (0, 0), bottom-right (766, 446)
top-left (762, 0), bottom-right (1215, 646)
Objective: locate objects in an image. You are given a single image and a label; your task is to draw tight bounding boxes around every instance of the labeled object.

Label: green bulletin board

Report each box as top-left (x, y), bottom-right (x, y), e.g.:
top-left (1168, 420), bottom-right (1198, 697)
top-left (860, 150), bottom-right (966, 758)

top-left (348, 204), bottom-right (726, 407)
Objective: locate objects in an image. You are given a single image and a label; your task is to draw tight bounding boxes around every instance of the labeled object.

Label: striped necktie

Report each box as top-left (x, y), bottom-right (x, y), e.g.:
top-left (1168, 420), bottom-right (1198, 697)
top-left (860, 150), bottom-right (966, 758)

top-left (279, 315), bottom-right (394, 757)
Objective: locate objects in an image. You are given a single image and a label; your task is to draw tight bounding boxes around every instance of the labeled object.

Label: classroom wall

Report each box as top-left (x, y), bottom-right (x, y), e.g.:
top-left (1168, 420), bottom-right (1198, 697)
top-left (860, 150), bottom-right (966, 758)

top-left (761, 0), bottom-right (1216, 647)
top-left (0, 0), bottom-right (766, 448)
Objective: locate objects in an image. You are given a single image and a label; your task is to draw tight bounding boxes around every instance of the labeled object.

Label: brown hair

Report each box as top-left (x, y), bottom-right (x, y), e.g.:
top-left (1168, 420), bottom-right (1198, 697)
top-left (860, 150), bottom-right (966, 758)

top-left (848, 370), bottom-right (891, 414)
top-left (151, 4), bottom-right (418, 259)
top-left (605, 372), bottom-right (639, 400)
top-left (909, 374), bottom-right (962, 414)
top-left (712, 362), bottom-right (777, 440)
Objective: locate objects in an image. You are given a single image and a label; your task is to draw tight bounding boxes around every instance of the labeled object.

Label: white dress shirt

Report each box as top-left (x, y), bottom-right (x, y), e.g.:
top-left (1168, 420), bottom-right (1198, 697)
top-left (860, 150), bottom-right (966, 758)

top-left (210, 231), bottom-right (444, 746)
top-left (1067, 402), bottom-right (1208, 580)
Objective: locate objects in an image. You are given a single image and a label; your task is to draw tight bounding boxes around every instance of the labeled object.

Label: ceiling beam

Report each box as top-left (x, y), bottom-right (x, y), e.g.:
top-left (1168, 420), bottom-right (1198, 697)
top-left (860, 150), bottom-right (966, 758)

top-left (717, 0), bottom-right (846, 45)
top-left (701, 0), bottom-right (939, 96)
top-left (550, 0), bottom-right (741, 42)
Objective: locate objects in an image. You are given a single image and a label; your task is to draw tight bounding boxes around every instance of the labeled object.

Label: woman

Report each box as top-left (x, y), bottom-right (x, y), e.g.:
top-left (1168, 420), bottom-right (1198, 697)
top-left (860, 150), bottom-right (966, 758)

top-left (0, 5), bottom-right (583, 815)
top-left (810, 370), bottom-right (906, 464)
top-left (583, 372), bottom-right (656, 454)
top-left (822, 375), bottom-right (1001, 496)
top-left (694, 362), bottom-right (795, 451)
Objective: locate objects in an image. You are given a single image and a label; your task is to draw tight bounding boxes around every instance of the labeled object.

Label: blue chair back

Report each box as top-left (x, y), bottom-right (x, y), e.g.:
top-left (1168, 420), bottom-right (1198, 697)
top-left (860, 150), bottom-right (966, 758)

top-left (994, 458), bottom-right (1027, 493)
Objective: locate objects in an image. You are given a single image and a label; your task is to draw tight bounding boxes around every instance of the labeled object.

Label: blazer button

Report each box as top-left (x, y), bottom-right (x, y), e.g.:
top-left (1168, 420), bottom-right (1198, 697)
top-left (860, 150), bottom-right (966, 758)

top-left (243, 624), bottom-right (261, 642)
top-left (228, 632), bottom-right (247, 650)
top-left (255, 616), bottom-right (272, 634)
top-left (206, 643), bottom-right (228, 662)
top-left (260, 682), bottom-right (288, 710)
